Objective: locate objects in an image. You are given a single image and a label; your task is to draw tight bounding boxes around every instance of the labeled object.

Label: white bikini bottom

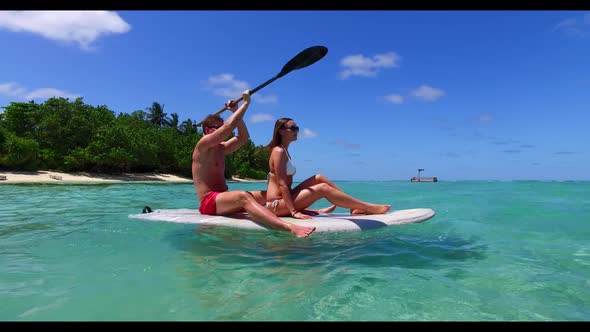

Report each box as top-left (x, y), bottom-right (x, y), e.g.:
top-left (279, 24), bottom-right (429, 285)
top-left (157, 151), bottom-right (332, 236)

top-left (265, 199), bottom-right (280, 211)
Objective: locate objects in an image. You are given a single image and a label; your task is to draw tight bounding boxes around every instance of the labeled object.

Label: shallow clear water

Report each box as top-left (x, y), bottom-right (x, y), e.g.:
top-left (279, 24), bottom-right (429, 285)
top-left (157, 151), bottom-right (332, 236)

top-left (1, 181), bottom-right (589, 321)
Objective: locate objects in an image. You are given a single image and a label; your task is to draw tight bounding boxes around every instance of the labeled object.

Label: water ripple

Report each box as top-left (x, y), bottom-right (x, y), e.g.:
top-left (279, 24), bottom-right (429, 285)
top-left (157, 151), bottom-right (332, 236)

top-left (1, 182), bottom-right (589, 320)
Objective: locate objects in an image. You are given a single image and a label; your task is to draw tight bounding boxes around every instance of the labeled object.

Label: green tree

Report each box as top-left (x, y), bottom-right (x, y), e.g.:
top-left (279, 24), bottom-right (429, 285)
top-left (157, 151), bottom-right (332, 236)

top-left (168, 113), bottom-right (179, 130)
top-left (35, 97), bottom-right (115, 170)
top-left (180, 119), bottom-right (197, 134)
top-left (0, 97), bottom-right (269, 177)
top-left (130, 110), bottom-right (148, 122)
top-left (226, 139), bottom-right (269, 179)
top-left (1, 101), bottom-right (42, 139)
top-left (173, 132), bottom-right (201, 177)
top-left (0, 127), bottom-right (39, 170)
top-left (146, 102), bottom-right (168, 126)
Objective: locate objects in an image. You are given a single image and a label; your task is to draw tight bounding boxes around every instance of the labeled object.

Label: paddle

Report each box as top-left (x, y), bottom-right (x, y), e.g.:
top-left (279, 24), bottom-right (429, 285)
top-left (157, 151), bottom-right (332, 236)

top-left (195, 45), bottom-right (328, 127)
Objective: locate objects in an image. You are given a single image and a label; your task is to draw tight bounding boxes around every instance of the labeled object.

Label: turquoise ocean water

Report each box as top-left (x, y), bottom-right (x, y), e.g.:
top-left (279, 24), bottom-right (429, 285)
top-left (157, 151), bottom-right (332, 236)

top-left (1, 181), bottom-right (589, 321)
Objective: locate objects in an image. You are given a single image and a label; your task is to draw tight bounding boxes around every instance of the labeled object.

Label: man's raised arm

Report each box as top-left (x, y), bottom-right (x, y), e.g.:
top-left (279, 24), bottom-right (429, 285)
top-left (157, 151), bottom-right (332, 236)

top-left (198, 90), bottom-right (251, 150)
top-left (223, 92), bottom-right (251, 155)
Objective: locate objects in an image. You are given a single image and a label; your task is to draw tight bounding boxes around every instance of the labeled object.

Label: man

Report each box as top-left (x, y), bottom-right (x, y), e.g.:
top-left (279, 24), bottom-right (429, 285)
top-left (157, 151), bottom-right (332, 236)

top-left (192, 89), bottom-right (316, 238)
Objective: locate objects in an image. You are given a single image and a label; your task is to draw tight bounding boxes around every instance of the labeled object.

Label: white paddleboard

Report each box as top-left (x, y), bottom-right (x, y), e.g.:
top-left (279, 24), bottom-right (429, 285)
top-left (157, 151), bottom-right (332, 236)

top-left (129, 208), bottom-right (435, 233)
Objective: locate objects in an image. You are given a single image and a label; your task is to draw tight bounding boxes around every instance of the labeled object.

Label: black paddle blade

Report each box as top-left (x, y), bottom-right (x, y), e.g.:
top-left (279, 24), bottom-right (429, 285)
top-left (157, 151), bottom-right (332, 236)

top-left (195, 46), bottom-right (328, 126)
top-left (277, 46), bottom-right (328, 78)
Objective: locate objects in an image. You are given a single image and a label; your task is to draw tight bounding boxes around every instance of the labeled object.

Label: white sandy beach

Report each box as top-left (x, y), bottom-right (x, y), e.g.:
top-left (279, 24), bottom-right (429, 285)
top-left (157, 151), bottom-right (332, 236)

top-left (230, 176), bottom-right (266, 183)
top-left (0, 171), bottom-right (269, 184)
top-left (0, 170), bottom-right (193, 184)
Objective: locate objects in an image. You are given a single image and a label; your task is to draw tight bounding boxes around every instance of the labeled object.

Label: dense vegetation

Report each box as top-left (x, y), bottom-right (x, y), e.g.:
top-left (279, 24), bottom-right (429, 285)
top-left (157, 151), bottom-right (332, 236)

top-left (0, 97), bottom-right (269, 179)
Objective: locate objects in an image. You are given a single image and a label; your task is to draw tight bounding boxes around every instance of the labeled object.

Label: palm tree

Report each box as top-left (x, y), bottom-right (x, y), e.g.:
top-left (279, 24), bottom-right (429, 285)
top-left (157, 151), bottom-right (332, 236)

top-left (168, 113), bottom-right (179, 130)
top-left (146, 102), bottom-right (168, 126)
top-left (180, 118), bottom-right (194, 134)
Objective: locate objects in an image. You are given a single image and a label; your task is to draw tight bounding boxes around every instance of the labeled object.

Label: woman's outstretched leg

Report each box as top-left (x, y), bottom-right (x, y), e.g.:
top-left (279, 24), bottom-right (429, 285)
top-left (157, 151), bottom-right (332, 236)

top-left (292, 174), bottom-right (354, 213)
top-left (293, 175), bottom-right (388, 215)
top-left (272, 183), bottom-right (390, 217)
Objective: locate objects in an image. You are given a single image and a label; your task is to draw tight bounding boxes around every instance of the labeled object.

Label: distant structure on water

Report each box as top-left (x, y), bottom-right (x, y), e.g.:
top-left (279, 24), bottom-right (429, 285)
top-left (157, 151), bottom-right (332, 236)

top-left (410, 168), bottom-right (438, 182)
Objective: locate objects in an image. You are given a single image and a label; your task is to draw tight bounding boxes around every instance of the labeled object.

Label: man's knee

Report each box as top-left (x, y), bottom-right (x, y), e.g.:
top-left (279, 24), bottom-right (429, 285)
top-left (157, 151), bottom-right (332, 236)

top-left (235, 191), bottom-right (253, 204)
top-left (248, 190), bottom-right (266, 205)
top-left (316, 183), bottom-right (331, 194)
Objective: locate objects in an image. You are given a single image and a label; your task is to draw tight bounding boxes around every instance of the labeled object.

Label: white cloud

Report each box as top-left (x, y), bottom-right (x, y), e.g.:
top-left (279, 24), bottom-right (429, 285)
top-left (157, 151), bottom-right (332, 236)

top-left (301, 128), bottom-right (317, 138)
top-left (25, 88), bottom-right (79, 100)
top-left (0, 82), bottom-right (26, 97)
top-left (249, 113), bottom-right (274, 123)
top-left (203, 74), bottom-right (279, 104)
top-left (383, 94), bottom-right (404, 104)
top-left (479, 114), bottom-right (494, 123)
top-left (412, 85), bottom-right (445, 102)
top-left (0, 11), bottom-right (130, 50)
top-left (554, 12), bottom-right (590, 37)
top-left (339, 52), bottom-right (400, 79)
top-left (253, 94), bottom-right (278, 104)
top-left (203, 73), bottom-right (249, 98)
top-left (0, 82), bottom-right (80, 101)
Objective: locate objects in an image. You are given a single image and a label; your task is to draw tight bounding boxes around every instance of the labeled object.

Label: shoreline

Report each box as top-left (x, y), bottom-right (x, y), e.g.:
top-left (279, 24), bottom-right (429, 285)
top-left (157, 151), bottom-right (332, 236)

top-left (0, 171), bottom-right (268, 184)
top-left (2, 172), bottom-right (586, 184)
top-left (0, 170), bottom-right (193, 184)
top-left (230, 176), bottom-right (266, 183)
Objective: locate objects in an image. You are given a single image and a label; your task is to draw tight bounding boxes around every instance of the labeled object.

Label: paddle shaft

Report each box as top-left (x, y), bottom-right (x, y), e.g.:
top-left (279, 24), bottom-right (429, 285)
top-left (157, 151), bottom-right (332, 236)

top-left (194, 46), bottom-right (327, 127)
top-left (205, 74), bottom-right (279, 119)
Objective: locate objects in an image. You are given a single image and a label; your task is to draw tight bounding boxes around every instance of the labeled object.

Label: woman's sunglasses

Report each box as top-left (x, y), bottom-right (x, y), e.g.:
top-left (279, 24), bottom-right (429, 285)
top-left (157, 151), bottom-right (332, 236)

top-left (282, 125), bottom-right (300, 132)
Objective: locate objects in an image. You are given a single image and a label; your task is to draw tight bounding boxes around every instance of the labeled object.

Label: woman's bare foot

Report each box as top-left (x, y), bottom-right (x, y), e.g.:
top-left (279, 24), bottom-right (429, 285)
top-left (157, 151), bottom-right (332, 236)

top-left (350, 208), bottom-right (366, 215)
top-left (317, 205), bottom-right (337, 214)
top-left (290, 224), bottom-right (316, 238)
top-left (365, 204), bottom-right (391, 215)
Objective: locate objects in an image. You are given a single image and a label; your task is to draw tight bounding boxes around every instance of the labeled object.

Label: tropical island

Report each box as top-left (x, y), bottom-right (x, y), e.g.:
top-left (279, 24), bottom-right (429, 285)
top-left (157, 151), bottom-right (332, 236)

top-left (0, 97), bottom-right (270, 183)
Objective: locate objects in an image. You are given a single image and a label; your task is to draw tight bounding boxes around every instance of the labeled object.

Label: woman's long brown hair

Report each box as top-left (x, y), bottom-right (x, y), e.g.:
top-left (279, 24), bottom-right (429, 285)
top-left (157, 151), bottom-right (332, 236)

top-left (264, 117), bottom-right (292, 151)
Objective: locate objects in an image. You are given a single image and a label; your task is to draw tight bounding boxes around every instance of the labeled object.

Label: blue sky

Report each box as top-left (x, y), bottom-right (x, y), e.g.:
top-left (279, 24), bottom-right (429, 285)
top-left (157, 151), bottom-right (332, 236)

top-left (1, 10), bottom-right (589, 181)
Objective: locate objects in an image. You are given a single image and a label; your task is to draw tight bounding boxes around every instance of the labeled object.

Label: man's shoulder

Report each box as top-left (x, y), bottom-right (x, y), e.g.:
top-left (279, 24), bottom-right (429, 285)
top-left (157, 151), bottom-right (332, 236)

top-left (196, 137), bottom-right (221, 151)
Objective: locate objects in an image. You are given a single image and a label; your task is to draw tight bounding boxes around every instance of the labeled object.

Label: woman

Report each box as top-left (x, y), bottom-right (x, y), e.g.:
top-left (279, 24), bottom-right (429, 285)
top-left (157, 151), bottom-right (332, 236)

top-left (264, 118), bottom-right (391, 219)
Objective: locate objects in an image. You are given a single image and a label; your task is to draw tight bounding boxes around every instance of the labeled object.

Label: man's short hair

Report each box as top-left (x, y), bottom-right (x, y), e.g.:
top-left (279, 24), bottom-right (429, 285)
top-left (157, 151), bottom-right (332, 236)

top-left (201, 114), bottom-right (223, 130)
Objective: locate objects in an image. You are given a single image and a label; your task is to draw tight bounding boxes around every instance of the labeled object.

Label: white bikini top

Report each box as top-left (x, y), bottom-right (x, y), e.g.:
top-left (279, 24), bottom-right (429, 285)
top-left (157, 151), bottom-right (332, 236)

top-left (268, 145), bottom-right (296, 181)
top-left (285, 157), bottom-right (296, 176)
top-left (282, 145), bottom-right (296, 176)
